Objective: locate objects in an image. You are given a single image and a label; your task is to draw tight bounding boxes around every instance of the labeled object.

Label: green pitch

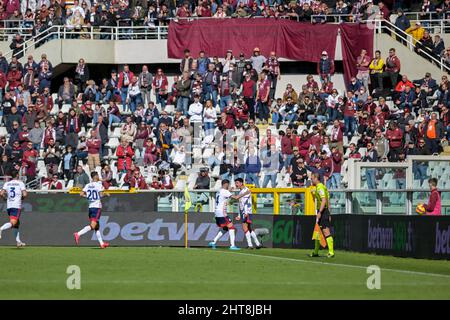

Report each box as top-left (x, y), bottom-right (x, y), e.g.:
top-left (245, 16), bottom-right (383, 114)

top-left (1, 246), bottom-right (449, 299)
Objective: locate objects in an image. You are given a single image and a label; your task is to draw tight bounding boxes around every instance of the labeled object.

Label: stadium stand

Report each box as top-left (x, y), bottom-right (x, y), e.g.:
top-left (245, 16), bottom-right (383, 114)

top-left (0, 0), bottom-right (448, 196)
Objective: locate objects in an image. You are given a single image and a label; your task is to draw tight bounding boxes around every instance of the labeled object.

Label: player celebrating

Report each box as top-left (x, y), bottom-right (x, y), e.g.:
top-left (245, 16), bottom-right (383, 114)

top-left (234, 178), bottom-right (261, 249)
top-left (73, 172), bottom-right (110, 249)
top-left (208, 179), bottom-right (240, 250)
top-left (310, 172), bottom-right (335, 258)
top-left (0, 170), bottom-right (27, 247)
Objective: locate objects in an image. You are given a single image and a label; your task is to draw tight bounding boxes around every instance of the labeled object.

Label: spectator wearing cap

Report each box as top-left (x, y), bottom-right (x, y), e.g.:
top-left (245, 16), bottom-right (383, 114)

top-left (219, 72), bottom-right (237, 112)
top-left (406, 21), bottom-right (425, 45)
top-left (221, 50), bottom-right (235, 74)
top-left (395, 9), bottom-right (410, 32)
top-left (250, 47), bottom-right (266, 74)
top-left (317, 51), bottom-right (335, 84)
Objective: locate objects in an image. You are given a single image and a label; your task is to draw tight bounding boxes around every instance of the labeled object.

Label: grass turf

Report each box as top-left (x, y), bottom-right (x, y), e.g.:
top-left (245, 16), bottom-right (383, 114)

top-left (0, 246), bottom-right (449, 299)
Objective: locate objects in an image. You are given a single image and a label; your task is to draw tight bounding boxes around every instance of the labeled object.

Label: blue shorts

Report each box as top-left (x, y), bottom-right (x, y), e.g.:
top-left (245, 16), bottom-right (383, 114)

top-left (240, 213), bottom-right (253, 224)
top-left (88, 208), bottom-right (102, 222)
top-left (7, 208), bottom-right (21, 221)
top-left (215, 216), bottom-right (232, 228)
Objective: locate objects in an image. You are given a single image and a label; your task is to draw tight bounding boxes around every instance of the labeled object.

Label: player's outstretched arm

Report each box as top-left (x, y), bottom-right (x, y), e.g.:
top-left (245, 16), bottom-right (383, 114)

top-left (80, 191), bottom-right (87, 198)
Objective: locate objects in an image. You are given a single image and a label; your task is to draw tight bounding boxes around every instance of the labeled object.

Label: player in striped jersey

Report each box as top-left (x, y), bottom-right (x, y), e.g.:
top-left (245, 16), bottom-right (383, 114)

top-left (234, 178), bottom-right (261, 249)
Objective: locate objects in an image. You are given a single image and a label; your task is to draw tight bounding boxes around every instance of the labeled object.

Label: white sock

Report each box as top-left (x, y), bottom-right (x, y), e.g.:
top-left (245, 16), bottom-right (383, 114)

top-left (0, 222), bottom-right (12, 231)
top-left (251, 231), bottom-right (261, 246)
top-left (95, 230), bottom-right (104, 246)
top-left (213, 231), bottom-right (223, 244)
top-left (77, 226), bottom-right (91, 237)
top-left (245, 231), bottom-right (253, 247)
top-left (229, 229), bottom-right (236, 247)
top-left (13, 228), bottom-right (21, 243)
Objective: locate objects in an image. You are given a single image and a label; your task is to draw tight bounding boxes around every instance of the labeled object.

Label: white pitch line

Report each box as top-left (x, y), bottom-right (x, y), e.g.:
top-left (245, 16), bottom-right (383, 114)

top-left (195, 249), bottom-right (450, 280)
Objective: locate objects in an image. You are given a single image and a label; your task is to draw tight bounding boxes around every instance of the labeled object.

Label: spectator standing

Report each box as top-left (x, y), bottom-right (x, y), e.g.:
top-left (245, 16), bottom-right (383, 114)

top-left (250, 47), bottom-right (266, 74)
top-left (317, 51), bottom-right (335, 84)
top-left (86, 130), bottom-right (101, 171)
top-left (356, 49), bottom-right (371, 91)
top-left (362, 141), bottom-right (378, 189)
top-left (138, 65), bottom-right (152, 106)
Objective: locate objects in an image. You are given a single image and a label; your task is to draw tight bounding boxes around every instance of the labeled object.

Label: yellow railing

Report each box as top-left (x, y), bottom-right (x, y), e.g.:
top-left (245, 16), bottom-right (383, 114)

top-left (247, 186), bottom-right (316, 215)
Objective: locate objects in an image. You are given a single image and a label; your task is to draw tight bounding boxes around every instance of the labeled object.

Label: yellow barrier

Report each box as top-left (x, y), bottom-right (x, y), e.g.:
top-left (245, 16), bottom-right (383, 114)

top-left (247, 186), bottom-right (316, 215)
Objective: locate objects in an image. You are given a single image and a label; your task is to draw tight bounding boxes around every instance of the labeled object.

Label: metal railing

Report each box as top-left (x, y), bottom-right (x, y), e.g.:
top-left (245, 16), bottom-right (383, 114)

top-left (25, 188), bottom-right (450, 216)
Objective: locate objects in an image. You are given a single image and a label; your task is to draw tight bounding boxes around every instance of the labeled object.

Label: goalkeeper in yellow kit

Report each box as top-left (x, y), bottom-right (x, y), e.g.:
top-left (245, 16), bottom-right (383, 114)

top-left (310, 172), bottom-right (335, 258)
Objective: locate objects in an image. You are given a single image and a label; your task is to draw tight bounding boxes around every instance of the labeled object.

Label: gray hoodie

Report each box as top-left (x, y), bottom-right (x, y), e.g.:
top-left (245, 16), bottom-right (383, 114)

top-left (29, 127), bottom-right (44, 144)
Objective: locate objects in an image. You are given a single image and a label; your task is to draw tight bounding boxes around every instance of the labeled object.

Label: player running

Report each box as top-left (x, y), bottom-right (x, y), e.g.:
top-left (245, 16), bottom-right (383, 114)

top-left (310, 172), bottom-right (335, 258)
top-left (208, 179), bottom-right (240, 250)
top-left (234, 178), bottom-right (261, 249)
top-left (73, 171), bottom-right (110, 249)
top-left (0, 170), bottom-right (27, 247)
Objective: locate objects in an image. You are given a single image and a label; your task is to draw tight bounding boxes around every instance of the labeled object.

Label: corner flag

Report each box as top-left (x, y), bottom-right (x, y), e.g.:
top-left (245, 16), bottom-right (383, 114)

top-left (312, 223), bottom-right (327, 248)
top-left (184, 185), bottom-right (192, 213)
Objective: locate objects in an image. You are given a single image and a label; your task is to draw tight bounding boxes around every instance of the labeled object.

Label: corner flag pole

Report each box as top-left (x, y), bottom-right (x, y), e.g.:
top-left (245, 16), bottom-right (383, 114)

top-left (184, 185), bottom-right (192, 249)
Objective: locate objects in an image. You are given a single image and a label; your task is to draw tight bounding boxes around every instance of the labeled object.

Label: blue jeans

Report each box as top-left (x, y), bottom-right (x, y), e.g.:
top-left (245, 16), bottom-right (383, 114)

top-left (262, 173), bottom-right (277, 188)
top-left (286, 113), bottom-right (298, 124)
top-left (329, 173), bottom-right (341, 189)
top-left (109, 114), bottom-right (121, 127)
top-left (413, 163), bottom-right (428, 183)
top-left (283, 154), bottom-right (294, 170)
top-left (120, 87), bottom-right (128, 112)
top-left (344, 115), bottom-right (357, 138)
top-left (204, 85), bottom-right (218, 107)
top-left (129, 93), bottom-right (142, 113)
top-left (245, 173), bottom-right (260, 187)
top-left (328, 108), bottom-right (339, 122)
top-left (177, 96), bottom-right (190, 116)
top-left (256, 101), bottom-right (269, 121)
top-left (366, 168), bottom-right (377, 189)
top-left (204, 122), bottom-right (215, 135)
top-left (307, 114), bottom-right (327, 124)
top-left (105, 89), bottom-right (120, 102)
top-left (272, 112), bottom-right (280, 124)
top-left (220, 95), bottom-right (232, 112)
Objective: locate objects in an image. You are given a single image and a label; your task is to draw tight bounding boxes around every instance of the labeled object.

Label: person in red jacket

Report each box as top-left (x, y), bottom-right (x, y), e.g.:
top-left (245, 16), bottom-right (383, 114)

top-left (385, 121), bottom-right (404, 162)
top-left (6, 65), bottom-right (22, 90)
top-left (128, 169), bottom-right (148, 190)
top-left (116, 139), bottom-right (134, 174)
top-left (298, 129), bottom-right (311, 158)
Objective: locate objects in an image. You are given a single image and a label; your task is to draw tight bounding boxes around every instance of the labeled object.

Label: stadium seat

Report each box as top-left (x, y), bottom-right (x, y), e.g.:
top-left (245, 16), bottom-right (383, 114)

top-left (61, 104), bottom-right (71, 114)
top-left (107, 138), bottom-right (120, 150)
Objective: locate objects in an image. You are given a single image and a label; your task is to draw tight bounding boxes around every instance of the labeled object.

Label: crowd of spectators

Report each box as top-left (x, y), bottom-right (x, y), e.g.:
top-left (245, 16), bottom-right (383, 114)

top-left (0, 40), bottom-right (448, 192)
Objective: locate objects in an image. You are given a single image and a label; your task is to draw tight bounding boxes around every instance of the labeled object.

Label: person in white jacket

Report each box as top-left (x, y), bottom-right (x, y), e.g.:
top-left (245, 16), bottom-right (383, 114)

top-left (203, 99), bottom-right (217, 136)
top-left (188, 95), bottom-right (203, 123)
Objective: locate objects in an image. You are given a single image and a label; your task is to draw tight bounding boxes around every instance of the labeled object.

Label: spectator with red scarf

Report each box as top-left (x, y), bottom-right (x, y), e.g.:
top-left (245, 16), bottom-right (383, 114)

top-left (255, 73), bottom-right (270, 123)
top-left (118, 64), bottom-right (135, 111)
